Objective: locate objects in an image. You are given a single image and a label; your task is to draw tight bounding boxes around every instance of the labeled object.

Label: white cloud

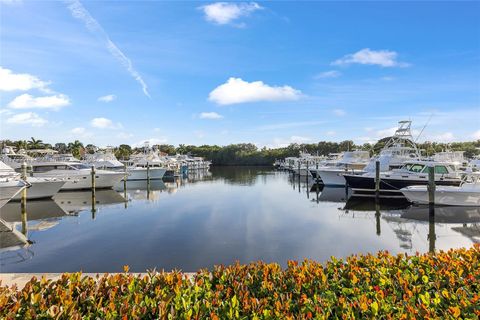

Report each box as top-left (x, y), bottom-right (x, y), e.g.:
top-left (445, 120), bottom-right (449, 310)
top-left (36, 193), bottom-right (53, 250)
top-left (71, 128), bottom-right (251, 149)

top-left (199, 112), bottom-right (223, 119)
top-left (71, 127), bottom-right (86, 134)
top-left (332, 48), bottom-right (409, 67)
top-left (332, 108), bottom-right (346, 116)
top-left (472, 130), bottom-right (480, 140)
top-left (376, 127), bottom-right (398, 138)
top-left (271, 136), bottom-right (311, 148)
top-left (209, 77), bottom-right (302, 105)
top-left (199, 2), bottom-right (262, 25)
top-left (66, 0), bottom-right (150, 97)
top-left (7, 93), bottom-right (70, 110)
top-left (6, 112), bottom-right (47, 126)
top-left (427, 132), bottom-right (455, 142)
top-left (90, 117), bottom-right (122, 129)
top-left (117, 132), bottom-right (134, 139)
top-left (326, 131), bottom-right (336, 136)
top-left (314, 70), bottom-right (341, 79)
top-left (98, 94), bottom-right (116, 102)
top-left (0, 67), bottom-right (51, 92)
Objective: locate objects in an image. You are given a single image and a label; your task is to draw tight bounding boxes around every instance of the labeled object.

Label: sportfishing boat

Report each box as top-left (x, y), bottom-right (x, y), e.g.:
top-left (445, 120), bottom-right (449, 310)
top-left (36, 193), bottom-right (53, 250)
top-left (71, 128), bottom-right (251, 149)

top-left (313, 151), bottom-right (371, 186)
top-left (344, 160), bottom-right (463, 197)
top-left (0, 162), bottom-right (66, 201)
top-left (84, 147), bottom-right (125, 171)
top-left (400, 173), bottom-right (480, 206)
top-left (123, 147), bottom-right (167, 180)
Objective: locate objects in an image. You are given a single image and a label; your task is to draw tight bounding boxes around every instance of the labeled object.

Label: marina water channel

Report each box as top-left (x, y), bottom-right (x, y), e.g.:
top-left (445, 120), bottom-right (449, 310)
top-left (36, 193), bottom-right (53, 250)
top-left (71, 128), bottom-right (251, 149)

top-left (1, 167), bottom-right (478, 273)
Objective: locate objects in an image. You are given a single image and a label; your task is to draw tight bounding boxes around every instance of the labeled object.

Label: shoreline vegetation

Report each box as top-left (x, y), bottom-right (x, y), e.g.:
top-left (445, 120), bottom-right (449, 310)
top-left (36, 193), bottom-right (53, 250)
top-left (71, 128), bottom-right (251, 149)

top-left (1, 245), bottom-right (478, 319)
top-left (2, 138), bottom-right (480, 166)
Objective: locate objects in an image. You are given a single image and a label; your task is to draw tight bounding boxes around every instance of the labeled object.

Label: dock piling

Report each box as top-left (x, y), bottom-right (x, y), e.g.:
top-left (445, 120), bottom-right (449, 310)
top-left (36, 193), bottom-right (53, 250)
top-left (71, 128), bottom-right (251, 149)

top-left (428, 166), bottom-right (435, 205)
top-left (91, 166), bottom-right (96, 218)
top-left (375, 160), bottom-right (380, 198)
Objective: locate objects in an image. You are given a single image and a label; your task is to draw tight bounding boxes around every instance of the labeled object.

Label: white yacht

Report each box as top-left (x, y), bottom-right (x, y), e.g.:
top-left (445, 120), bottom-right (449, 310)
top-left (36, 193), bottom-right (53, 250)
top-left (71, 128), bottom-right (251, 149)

top-left (313, 151), bottom-right (371, 186)
top-left (0, 161), bottom-right (66, 201)
top-left (84, 147), bottom-right (126, 171)
top-left (124, 146), bottom-right (167, 180)
top-left (401, 173), bottom-right (480, 206)
top-left (292, 152), bottom-right (331, 177)
top-left (0, 178), bottom-right (27, 208)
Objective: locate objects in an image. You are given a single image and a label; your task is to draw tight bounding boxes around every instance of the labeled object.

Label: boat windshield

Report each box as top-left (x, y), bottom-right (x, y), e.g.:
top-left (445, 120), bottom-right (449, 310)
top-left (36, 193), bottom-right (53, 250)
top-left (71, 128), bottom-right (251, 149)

top-left (69, 164), bottom-right (91, 170)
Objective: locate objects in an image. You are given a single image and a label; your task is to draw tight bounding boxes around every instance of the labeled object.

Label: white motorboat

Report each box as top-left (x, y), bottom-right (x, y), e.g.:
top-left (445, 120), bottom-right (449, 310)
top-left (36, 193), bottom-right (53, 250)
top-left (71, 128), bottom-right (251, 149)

top-left (123, 146), bottom-right (167, 180)
top-left (314, 151), bottom-right (371, 186)
top-left (0, 178), bottom-right (27, 209)
top-left (0, 161), bottom-right (65, 200)
top-left (401, 174), bottom-right (480, 206)
top-left (9, 161), bottom-right (124, 190)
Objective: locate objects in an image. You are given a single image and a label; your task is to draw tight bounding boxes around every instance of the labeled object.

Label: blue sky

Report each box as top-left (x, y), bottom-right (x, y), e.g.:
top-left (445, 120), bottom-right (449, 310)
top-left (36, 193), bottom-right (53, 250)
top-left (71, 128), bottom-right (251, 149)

top-left (1, 0), bottom-right (479, 147)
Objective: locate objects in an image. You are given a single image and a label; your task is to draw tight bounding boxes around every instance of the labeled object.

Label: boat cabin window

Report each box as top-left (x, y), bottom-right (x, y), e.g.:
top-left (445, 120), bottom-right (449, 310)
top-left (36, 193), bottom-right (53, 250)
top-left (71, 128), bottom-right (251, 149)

top-left (434, 165), bottom-right (449, 174)
top-left (407, 164), bottom-right (425, 172)
top-left (32, 165), bottom-right (57, 172)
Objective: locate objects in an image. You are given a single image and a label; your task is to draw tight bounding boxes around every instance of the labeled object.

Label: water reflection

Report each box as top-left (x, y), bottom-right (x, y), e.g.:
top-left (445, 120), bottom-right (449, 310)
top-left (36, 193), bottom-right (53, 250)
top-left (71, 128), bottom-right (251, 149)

top-left (0, 168), bottom-right (477, 272)
top-left (54, 190), bottom-right (126, 215)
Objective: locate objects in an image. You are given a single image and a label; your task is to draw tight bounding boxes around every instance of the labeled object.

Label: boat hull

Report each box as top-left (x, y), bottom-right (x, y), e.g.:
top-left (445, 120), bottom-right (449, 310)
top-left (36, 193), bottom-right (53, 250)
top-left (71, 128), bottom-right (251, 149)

top-left (33, 170), bottom-right (125, 190)
top-left (127, 168), bottom-right (166, 180)
top-left (317, 169), bottom-right (349, 186)
top-left (344, 174), bottom-right (461, 197)
top-left (12, 178), bottom-right (65, 200)
top-left (0, 181), bottom-right (26, 208)
top-left (401, 186), bottom-right (480, 206)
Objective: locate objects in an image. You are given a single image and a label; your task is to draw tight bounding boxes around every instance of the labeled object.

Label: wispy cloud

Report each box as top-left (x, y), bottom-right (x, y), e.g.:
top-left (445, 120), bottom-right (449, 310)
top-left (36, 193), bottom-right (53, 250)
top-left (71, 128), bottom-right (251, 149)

top-left (7, 93), bottom-right (70, 110)
top-left (209, 77), bottom-right (302, 105)
top-left (65, 0), bottom-right (150, 97)
top-left (98, 94), bottom-right (116, 102)
top-left (314, 70), bottom-right (341, 79)
top-left (332, 48), bottom-right (409, 67)
top-left (332, 108), bottom-right (346, 116)
top-left (199, 111), bottom-right (223, 119)
top-left (6, 112), bottom-right (48, 126)
top-left (199, 2), bottom-right (262, 26)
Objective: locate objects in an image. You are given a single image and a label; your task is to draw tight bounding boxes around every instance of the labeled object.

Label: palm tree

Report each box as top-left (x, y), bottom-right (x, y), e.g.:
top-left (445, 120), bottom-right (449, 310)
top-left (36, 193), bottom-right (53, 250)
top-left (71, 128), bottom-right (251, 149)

top-left (67, 140), bottom-right (84, 158)
top-left (27, 137), bottom-right (44, 149)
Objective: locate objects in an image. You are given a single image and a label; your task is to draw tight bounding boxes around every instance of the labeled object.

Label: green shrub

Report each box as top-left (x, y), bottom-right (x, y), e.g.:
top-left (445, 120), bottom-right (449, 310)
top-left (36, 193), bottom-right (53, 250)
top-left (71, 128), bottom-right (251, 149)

top-left (1, 245), bottom-right (479, 319)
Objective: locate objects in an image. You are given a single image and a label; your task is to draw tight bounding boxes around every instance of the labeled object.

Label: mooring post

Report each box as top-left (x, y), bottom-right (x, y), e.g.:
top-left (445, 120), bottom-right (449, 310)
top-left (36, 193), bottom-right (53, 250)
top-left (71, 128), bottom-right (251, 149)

top-left (306, 162), bottom-right (309, 185)
top-left (123, 164), bottom-right (127, 189)
top-left (298, 162), bottom-right (301, 176)
top-left (20, 162), bottom-right (28, 236)
top-left (428, 205), bottom-right (436, 253)
top-left (147, 161), bottom-right (150, 181)
top-left (428, 165), bottom-right (435, 205)
top-left (375, 160), bottom-right (380, 199)
top-left (91, 166), bottom-right (96, 218)
top-left (375, 200), bottom-right (381, 236)
top-left (21, 162), bottom-right (27, 180)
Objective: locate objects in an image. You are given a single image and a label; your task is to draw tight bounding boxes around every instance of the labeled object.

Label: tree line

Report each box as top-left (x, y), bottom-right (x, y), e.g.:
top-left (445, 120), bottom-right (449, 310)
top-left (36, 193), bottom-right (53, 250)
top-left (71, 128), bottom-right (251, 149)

top-left (2, 137), bottom-right (479, 166)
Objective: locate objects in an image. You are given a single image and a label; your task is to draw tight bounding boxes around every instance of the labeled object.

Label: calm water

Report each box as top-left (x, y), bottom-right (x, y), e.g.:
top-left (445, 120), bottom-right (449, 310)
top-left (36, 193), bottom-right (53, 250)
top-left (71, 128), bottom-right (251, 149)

top-left (1, 167), bottom-right (478, 273)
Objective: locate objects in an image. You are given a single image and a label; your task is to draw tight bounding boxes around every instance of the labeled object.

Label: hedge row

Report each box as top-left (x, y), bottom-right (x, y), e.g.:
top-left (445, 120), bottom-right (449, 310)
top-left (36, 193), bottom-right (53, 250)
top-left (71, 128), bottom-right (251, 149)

top-left (1, 245), bottom-right (479, 319)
